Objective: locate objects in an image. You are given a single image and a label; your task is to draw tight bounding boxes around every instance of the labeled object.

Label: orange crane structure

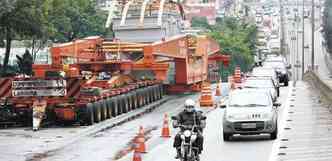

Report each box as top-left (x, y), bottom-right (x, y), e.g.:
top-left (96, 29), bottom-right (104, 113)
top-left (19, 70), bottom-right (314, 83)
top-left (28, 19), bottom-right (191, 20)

top-left (0, 0), bottom-right (229, 130)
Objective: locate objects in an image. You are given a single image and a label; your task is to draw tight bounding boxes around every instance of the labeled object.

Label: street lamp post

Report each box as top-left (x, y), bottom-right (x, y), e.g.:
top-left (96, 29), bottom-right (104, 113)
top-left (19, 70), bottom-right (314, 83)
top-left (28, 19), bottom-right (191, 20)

top-left (302, 0), bottom-right (305, 79)
top-left (311, 0), bottom-right (315, 70)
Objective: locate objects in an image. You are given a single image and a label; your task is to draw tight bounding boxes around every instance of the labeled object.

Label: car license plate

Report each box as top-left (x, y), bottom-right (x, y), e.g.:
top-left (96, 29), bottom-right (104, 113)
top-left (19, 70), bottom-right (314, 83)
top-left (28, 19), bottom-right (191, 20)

top-left (241, 123), bottom-right (256, 129)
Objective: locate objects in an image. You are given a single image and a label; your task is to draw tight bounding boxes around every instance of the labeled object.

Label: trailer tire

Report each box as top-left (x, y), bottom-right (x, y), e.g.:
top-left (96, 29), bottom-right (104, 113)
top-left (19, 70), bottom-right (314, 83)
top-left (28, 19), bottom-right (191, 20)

top-left (111, 97), bottom-right (118, 117)
top-left (131, 91), bottom-right (138, 109)
top-left (117, 96), bottom-right (124, 115)
top-left (128, 93), bottom-right (134, 111)
top-left (137, 89), bottom-right (144, 107)
top-left (86, 103), bottom-right (94, 125)
top-left (123, 96), bottom-right (129, 113)
top-left (93, 101), bottom-right (101, 123)
top-left (106, 98), bottom-right (113, 118)
top-left (100, 100), bottom-right (108, 120)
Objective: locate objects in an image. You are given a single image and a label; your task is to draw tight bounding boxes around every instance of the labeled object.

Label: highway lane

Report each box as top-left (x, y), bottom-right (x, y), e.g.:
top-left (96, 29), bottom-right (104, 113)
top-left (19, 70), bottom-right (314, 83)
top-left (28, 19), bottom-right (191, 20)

top-left (118, 85), bottom-right (291, 161)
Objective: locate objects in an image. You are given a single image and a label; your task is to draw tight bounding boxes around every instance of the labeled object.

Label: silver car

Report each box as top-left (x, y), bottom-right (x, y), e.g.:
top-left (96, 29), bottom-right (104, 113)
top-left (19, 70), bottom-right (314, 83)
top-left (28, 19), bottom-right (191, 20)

top-left (222, 89), bottom-right (280, 141)
top-left (242, 77), bottom-right (279, 102)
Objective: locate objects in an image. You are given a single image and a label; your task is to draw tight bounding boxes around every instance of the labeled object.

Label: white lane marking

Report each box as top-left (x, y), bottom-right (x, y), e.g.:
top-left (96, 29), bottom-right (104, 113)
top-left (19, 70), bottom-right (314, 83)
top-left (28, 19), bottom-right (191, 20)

top-left (268, 84), bottom-right (295, 161)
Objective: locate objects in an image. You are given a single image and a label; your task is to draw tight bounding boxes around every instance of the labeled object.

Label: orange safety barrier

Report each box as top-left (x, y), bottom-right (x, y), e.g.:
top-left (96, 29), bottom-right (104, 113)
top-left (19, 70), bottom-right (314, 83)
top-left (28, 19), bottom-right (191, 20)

top-left (234, 66), bottom-right (241, 83)
top-left (135, 126), bottom-right (147, 153)
top-left (215, 80), bottom-right (221, 96)
top-left (199, 81), bottom-right (214, 107)
top-left (161, 113), bottom-right (171, 137)
top-left (228, 76), bottom-right (235, 90)
top-left (132, 151), bottom-right (142, 161)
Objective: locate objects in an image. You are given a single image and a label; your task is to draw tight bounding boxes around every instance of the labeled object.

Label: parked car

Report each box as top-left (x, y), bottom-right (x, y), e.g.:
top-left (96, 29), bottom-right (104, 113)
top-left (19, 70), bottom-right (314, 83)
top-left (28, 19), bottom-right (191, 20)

top-left (251, 67), bottom-right (280, 90)
top-left (263, 59), bottom-right (290, 86)
top-left (222, 89), bottom-right (280, 141)
top-left (242, 77), bottom-right (279, 102)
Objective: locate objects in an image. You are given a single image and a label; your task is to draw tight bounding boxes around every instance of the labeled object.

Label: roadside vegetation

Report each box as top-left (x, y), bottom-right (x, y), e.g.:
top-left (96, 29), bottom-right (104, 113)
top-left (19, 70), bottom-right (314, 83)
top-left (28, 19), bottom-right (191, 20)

top-left (0, 0), bottom-right (108, 76)
top-left (323, 0), bottom-right (332, 54)
top-left (192, 17), bottom-right (257, 79)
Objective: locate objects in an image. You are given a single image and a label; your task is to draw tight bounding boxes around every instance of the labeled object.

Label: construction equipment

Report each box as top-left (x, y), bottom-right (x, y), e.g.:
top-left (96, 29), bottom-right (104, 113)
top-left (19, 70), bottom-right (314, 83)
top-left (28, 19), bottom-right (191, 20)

top-left (0, 0), bottom-right (227, 129)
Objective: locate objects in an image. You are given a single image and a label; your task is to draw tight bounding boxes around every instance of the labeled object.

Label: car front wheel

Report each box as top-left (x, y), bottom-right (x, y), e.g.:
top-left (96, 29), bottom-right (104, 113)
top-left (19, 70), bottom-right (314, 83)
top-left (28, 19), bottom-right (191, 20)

top-left (270, 125), bottom-right (278, 140)
top-left (223, 132), bottom-right (232, 141)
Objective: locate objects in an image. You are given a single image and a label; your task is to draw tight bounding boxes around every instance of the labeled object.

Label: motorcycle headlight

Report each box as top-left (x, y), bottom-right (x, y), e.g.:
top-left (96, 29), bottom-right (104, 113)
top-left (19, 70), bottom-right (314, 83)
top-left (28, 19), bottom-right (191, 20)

top-left (184, 130), bottom-right (191, 137)
top-left (281, 71), bottom-right (287, 74)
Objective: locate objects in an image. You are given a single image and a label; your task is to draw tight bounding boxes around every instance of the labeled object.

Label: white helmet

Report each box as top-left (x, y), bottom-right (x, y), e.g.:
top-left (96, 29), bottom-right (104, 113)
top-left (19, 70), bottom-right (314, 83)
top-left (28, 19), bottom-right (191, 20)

top-left (184, 99), bottom-right (196, 112)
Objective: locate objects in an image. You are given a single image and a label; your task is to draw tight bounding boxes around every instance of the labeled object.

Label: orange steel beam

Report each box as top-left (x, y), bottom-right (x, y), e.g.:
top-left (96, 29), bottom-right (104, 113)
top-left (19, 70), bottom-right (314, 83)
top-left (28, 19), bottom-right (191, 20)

top-left (50, 36), bottom-right (103, 67)
top-left (150, 35), bottom-right (188, 59)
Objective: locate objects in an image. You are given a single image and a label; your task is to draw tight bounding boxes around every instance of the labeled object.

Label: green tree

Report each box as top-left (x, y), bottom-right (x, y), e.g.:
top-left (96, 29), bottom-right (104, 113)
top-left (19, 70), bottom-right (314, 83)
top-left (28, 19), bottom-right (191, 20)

top-left (16, 49), bottom-right (33, 76)
top-left (0, 0), bottom-right (43, 76)
top-left (191, 17), bottom-right (211, 30)
top-left (209, 17), bottom-right (256, 73)
top-left (47, 0), bottom-right (108, 42)
top-left (323, 0), bottom-right (332, 54)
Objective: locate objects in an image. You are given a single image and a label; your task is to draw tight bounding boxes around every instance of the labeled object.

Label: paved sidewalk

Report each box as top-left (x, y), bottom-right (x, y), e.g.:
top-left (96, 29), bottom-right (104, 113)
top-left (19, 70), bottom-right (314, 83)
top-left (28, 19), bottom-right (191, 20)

top-left (276, 81), bottom-right (332, 161)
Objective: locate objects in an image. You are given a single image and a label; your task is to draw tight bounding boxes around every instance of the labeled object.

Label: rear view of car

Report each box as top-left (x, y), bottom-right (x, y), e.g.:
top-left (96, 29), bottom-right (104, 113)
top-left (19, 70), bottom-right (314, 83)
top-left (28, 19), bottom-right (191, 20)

top-left (242, 77), bottom-right (278, 102)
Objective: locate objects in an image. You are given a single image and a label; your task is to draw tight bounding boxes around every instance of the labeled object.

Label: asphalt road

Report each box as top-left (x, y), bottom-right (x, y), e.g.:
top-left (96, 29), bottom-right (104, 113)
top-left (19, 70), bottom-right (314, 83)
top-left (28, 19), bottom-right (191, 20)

top-left (116, 85), bottom-right (291, 161)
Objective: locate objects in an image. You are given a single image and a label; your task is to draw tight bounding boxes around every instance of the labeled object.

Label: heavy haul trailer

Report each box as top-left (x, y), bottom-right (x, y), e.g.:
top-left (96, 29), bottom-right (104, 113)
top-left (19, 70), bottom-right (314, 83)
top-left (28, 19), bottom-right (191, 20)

top-left (0, 34), bottom-right (219, 130)
top-left (0, 0), bottom-right (222, 130)
top-left (0, 36), bottom-right (165, 131)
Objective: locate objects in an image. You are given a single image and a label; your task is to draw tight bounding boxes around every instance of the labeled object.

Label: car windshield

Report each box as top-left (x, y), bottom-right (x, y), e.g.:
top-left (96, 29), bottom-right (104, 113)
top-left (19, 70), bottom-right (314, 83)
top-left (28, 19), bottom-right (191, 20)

top-left (243, 79), bottom-right (274, 88)
top-left (228, 91), bottom-right (271, 107)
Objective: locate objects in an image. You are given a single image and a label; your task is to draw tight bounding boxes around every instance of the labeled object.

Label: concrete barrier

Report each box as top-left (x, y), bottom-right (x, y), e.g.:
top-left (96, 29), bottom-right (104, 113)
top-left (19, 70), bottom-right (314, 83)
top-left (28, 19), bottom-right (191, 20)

top-left (324, 53), bottom-right (332, 74)
top-left (304, 71), bottom-right (332, 103)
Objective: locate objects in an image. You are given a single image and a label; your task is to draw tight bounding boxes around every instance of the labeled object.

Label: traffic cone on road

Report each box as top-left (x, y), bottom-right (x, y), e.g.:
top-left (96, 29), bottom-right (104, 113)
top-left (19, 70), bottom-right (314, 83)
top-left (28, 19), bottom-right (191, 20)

top-left (234, 66), bottom-right (241, 83)
top-left (135, 126), bottom-right (147, 153)
top-left (229, 76), bottom-right (236, 90)
top-left (161, 113), bottom-right (171, 138)
top-left (132, 151), bottom-right (142, 161)
top-left (215, 81), bottom-right (221, 96)
top-left (199, 81), bottom-right (214, 107)
top-left (138, 125), bottom-right (145, 137)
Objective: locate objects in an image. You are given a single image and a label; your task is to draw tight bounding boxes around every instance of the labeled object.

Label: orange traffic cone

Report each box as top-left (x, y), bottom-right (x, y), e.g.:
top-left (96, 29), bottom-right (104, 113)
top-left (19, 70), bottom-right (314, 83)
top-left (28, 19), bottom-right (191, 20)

top-left (132, 151), bottom-right (142, 161)
top-left (215, 83), bottom-right (221, 96)
top-left (138, 126), bottom-right (144, 137)
top-left (234, 67), bottom-right (241, 83)
top-left (199, 81), bottom-right (214, 107)
top-left (229, 76), bottom-right (236, 90)
top-left (135, 126), bottom-right (147, 153)
top-left (161, 113), bottom-right (171, 138)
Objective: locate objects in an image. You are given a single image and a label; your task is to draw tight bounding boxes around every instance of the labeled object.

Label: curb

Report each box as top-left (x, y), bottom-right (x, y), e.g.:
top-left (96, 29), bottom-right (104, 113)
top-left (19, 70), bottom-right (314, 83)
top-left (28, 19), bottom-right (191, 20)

top-left (28, 96), bottom-right (174, 159)
top-left (304, 71), bottom-right (332, 103)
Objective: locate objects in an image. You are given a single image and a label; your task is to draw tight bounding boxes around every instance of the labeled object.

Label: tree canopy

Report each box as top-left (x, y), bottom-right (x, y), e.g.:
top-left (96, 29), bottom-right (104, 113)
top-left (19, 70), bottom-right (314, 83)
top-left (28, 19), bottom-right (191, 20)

top-left (323, 0), bottom-right (332, 54)
top-left (0, 0), bottom-right (108, 76)
top-left (192, 17), bottom-right (257, 79)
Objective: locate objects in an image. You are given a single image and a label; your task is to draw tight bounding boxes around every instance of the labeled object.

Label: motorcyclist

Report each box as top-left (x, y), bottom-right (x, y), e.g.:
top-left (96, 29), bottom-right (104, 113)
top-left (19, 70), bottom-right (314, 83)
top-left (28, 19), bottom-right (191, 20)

top-left (173, 99), bottom-right (206, 159)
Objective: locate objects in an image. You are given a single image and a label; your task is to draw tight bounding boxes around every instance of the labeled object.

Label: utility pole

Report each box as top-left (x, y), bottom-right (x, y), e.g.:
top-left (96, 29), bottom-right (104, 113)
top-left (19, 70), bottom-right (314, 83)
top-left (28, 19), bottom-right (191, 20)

top-left (302, 0), bottom-right (305, 79)
top-left (296, 0), bottom-right (300, 81)
top-left (311, 0), bottom-right (315, 70)
top-left (280, 0), bottom-right (286, 58)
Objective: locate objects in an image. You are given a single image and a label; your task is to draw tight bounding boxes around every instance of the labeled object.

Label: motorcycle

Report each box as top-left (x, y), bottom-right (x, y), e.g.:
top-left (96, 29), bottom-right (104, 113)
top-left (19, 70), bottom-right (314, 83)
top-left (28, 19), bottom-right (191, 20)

top-left (172, 116), bottom-right (205, 161)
